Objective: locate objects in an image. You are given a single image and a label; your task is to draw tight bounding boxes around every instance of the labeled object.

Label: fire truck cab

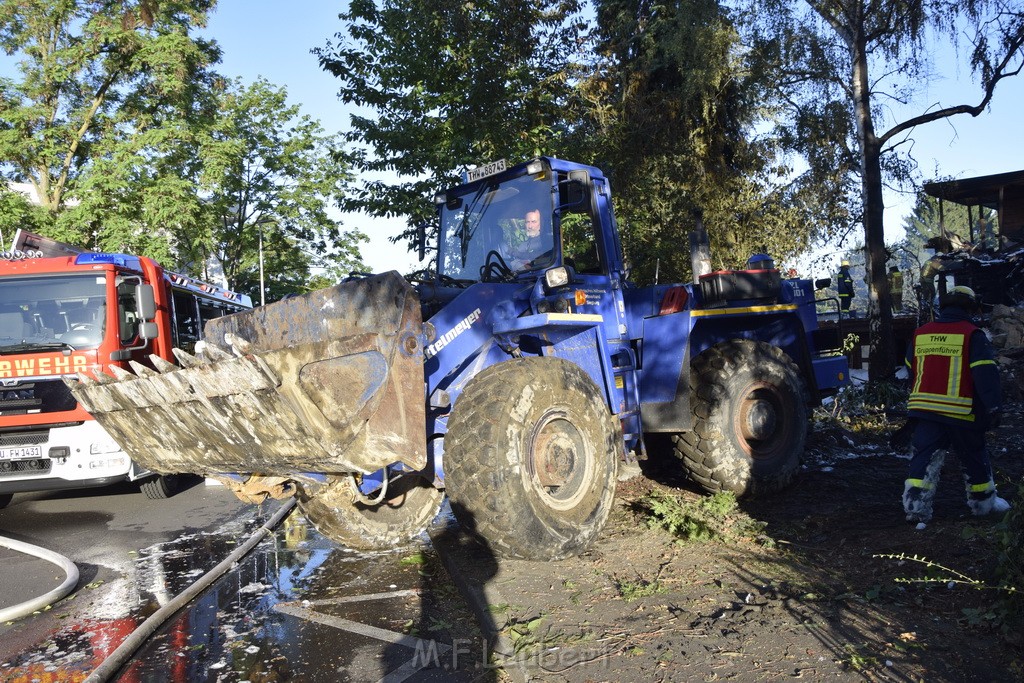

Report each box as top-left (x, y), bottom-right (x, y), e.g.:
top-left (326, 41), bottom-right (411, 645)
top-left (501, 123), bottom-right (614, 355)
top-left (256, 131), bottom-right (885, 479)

top-left (0, 247), bottom-right (251, 506)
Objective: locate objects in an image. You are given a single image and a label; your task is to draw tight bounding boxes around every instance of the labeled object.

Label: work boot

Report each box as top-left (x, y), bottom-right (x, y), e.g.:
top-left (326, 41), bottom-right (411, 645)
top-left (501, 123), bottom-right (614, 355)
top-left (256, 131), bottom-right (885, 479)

top-left (968, 489), bottom-right (1011, 516)
top-left (903, 482), bottom-right (934, 524)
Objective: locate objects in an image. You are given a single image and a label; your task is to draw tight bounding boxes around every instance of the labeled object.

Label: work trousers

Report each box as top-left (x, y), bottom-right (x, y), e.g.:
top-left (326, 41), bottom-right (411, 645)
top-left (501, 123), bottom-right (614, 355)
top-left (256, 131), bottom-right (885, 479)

top-left (904, 418), bottom-right (995, 522)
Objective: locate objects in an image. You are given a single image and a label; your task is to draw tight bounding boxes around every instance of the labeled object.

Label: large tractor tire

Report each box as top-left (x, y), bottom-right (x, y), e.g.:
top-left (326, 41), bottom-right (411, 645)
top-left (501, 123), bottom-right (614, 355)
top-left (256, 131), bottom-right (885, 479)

top-left (444, 357), bottom-right (619, 560)
top-left (296, 473), bottom-right (443, 551)
top-left (673, 340), bottom-right (808, 496)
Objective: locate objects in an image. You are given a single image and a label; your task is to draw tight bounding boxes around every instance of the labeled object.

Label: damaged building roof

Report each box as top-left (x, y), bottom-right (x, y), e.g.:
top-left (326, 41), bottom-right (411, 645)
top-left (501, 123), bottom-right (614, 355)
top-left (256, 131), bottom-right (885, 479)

top-left (924, 170), bottom-right (1024, 243)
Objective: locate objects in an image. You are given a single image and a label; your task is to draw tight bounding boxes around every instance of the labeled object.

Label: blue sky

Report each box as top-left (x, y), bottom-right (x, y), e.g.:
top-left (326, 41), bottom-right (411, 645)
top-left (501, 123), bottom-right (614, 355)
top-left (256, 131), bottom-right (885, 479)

top-left (201, 3), bottom-right (1024, 273)
top-left (202, 1), bottom-right (421, 274)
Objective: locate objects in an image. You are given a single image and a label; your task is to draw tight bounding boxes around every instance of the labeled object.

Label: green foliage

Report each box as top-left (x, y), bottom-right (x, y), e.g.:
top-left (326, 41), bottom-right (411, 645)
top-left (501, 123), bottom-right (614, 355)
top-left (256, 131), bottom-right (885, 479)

top-left (615, 577), bottom-right (666, 602)
top-left (641, 490), bottom-right (763, 543)
top-left (995, 481), bottom-right (1024, 637)
top-left (875, 552), bottom-right (1017, 595)
top-left (0, 186), bottom-right (46, 247)
top-left (842, 644), bottom-right (880, 672)
top-left (315, 0), bottom-right (588, 246)
top-left (0, 0), bottom-right (220, 250)
top-left (840, 333), bottom-right (860, 355)
top-left (191, 78), bottom-right (366, 302)
top-left (0, 4), bottom-right (364, 297)
top-left (578, 0), bottom-right (832, 283)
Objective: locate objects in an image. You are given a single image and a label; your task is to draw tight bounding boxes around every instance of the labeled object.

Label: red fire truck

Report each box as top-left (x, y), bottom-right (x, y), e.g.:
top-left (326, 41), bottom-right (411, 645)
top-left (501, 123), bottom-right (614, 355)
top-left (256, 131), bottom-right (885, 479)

top-left (0, 238), bottom-right (251, 507)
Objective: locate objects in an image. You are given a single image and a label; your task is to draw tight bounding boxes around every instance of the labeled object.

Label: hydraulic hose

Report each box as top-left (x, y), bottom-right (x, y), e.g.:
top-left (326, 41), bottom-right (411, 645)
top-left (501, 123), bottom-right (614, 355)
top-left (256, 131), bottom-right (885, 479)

top-left (84, 498), bottom-right (296, 683)
top-left (0, 535), bottom-right (80, 623)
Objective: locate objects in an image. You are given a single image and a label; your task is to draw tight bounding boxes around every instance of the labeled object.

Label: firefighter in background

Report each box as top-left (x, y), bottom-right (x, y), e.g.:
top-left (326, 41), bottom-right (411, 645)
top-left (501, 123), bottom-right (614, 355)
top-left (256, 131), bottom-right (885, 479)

top-left (888, 265), bottom-right (904, 312)
top-left (902, 285), bottom-right (1008, 526)
top-left (837, 260), bottom-right (854, 315)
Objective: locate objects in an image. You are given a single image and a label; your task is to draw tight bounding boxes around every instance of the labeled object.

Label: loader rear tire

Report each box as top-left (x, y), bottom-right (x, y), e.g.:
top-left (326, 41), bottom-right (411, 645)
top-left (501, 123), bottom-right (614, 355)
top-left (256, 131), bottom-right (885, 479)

top-left (673, 340), bottom-right (807, 496)
top-left (445, 357), bottom-right (619, 560)
top-left (297, 473), bottom-right (443, 551)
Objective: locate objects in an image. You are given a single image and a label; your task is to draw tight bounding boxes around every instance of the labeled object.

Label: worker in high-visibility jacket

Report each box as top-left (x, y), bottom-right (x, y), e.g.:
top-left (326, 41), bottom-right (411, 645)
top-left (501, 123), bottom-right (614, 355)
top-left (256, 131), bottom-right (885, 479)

top-left (903, 285), bottom-right (1008, 525)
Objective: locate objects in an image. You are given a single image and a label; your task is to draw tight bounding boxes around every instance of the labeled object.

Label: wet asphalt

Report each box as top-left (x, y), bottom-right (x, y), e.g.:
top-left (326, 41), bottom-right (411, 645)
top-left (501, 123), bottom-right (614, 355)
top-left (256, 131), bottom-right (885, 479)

top-left (0, 481), bottom-right (491, 682)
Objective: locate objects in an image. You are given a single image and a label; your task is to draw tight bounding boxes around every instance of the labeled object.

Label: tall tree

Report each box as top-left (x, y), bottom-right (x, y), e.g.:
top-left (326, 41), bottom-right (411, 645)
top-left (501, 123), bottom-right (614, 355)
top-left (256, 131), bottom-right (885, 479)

top-left (741, 0), bottom-right (1024, 380)
top-left (315, 0), bottom-right (588, 256)
top-left (0, 0), bottom-right (221, 256)
top-left (191, 78), bottom-right (366, 303)
top-left (581, 0), bottom-right (851, 283)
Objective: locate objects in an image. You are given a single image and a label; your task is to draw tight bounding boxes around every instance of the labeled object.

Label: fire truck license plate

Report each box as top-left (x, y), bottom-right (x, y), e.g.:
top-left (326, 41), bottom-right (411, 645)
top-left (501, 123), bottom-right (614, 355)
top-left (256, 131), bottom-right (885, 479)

top-left (0, 445), bottom-right (43, 460)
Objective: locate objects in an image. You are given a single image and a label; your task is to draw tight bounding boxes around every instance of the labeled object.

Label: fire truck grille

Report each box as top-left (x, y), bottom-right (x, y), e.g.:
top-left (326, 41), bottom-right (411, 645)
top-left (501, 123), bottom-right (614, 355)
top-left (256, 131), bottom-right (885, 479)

top-left (0, 379), bottom-right (77, 416)
top-left (0, 430), bottom-right (48, 447)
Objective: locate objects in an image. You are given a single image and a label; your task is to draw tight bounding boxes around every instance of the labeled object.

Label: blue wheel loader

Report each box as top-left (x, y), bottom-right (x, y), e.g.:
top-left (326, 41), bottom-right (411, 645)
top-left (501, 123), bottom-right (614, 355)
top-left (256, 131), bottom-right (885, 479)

top-left (70, 157), bottom-right (847, 560)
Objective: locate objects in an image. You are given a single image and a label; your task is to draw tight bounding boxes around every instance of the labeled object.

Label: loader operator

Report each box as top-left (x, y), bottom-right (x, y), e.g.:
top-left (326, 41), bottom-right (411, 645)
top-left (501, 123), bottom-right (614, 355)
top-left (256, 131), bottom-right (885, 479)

top-left (505, 209), bottom-right (553, 271)
top-left (902, 285), bottom-right (1009, 527)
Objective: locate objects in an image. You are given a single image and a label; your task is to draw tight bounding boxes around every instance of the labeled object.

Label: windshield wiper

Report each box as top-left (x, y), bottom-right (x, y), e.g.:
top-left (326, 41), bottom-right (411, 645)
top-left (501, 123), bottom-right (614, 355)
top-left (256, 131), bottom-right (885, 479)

top-left (457, 183), bottom-right (492, 264)
top-left (0, 341), bottom-right (78, 355)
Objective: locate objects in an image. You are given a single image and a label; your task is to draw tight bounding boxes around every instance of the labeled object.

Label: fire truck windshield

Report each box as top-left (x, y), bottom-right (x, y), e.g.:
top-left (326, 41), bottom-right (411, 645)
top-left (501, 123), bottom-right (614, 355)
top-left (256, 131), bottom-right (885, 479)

top-left (0, 274), bottom-right (107, 352)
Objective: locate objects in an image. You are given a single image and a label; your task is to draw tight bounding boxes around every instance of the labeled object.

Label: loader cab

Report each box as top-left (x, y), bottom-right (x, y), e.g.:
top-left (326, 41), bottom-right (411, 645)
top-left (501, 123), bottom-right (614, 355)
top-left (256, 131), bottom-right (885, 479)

top-left (436, 163), bottom-right (555, 283)
top-left (433, 157), bottom-right (624, 286)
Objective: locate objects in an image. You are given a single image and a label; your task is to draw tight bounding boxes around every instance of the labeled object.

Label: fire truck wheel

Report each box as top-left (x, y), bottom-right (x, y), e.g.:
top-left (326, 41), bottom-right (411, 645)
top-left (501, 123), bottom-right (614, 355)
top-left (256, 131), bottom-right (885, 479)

top-left (673, 340), bottom-right (808, 497)
top-left (445, 357), bottom-right (619, 560)
top-left (0, 493), bottom-right (12, 509)
top-left (140, 474), bottom-right (181, 499)
top-left (296, 473), bottom-right (443, 550)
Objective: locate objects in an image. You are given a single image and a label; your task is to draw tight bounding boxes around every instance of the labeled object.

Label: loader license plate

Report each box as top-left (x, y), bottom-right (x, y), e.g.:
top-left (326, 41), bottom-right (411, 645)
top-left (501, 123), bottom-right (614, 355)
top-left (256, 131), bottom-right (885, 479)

top-left (0, 445), bottom-right (43, 460)
top-left (466, 159), bottom-right (506, 182)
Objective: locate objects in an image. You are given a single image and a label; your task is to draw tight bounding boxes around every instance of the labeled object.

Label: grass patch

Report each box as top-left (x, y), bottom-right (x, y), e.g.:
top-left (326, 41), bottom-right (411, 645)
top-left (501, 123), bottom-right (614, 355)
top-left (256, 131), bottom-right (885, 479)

top-left (615, 578), bottom-right (666, 602)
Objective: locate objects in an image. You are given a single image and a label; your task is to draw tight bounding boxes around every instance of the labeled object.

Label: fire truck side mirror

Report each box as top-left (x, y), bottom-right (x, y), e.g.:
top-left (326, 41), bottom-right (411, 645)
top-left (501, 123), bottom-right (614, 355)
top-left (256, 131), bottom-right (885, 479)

top-left (136, 284), bottom-right (157, 320)
top-left (136, 284), bottom-right (158, 340)
top-left (139, 321), bottom-right (158, 340)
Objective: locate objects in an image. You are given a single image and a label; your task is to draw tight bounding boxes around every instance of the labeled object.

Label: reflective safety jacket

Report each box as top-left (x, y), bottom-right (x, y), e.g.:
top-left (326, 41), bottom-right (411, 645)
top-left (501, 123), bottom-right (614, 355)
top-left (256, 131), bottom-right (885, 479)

top-left (906, 309), bottom-right (1001, 428)
top-left (837, 268), bottom-right (854, 298)
top-left (909, 320), bottom-right (979, 420)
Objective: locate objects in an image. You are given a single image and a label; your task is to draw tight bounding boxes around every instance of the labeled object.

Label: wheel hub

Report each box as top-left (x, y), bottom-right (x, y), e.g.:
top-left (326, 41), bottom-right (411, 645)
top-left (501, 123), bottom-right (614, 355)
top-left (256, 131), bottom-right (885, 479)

top-left (740, 396), bottom-right (778, 441)
top-left (533, 430), bottom-right (578, 487)
top-left (527, 412), bottom-right (592, 509)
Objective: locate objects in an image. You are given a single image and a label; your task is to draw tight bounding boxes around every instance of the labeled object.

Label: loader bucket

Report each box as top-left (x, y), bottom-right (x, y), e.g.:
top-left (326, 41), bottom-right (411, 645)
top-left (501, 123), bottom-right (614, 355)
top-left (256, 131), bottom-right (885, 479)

top-left (69, 271), bottom-right (427, 477)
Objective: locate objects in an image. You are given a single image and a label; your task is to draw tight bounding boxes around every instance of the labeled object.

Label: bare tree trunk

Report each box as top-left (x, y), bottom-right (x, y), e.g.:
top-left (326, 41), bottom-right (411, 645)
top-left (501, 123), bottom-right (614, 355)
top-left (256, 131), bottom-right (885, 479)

top-left (850, 26), bottom-right (896, 381)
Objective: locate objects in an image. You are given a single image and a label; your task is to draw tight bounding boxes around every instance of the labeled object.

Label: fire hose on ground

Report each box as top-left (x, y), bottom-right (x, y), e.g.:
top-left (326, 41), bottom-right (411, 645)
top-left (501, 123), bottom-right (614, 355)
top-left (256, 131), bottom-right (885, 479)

top-left (0, 535), bottom-right (80, 623)
top-left (84, 498), bottom-right (296, 683)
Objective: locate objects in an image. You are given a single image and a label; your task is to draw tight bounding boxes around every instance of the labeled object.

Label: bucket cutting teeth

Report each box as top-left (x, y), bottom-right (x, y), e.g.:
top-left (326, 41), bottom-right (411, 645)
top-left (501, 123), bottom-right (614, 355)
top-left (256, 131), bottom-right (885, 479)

top-left (198, 342), bottom-right (232, 362)
top-left (107, 364), bottom-right (135, 381)
top-left (172, 347), bottom-right (204, 368)
top-left (150, 354), bottom-right (177, 374)
top-left (64, 372), bottom-right (93, 388)
top-left (69, 271), bottom-right (428, 477)
top-left (128, 360), bottom-right (158, 378)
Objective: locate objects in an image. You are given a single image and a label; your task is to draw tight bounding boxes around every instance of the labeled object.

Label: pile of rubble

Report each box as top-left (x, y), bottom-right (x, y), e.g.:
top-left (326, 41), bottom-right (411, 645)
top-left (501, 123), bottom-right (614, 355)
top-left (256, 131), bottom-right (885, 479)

top-left (991, 304), bottom-right (1024, 400)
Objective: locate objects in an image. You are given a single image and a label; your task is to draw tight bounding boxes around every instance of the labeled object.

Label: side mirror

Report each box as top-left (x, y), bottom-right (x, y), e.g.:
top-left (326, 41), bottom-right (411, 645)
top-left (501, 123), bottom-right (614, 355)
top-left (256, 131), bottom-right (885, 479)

top-left (139, 321), bottom-right (158, 340)
top-left (815, 278), bottom-right (832, 290)
top-left (416, 222), bottom-right (427, 262)
top-left (560, 170), bottom-right (593, 213)
top-left (136, 284), bottom-right (157, 320)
